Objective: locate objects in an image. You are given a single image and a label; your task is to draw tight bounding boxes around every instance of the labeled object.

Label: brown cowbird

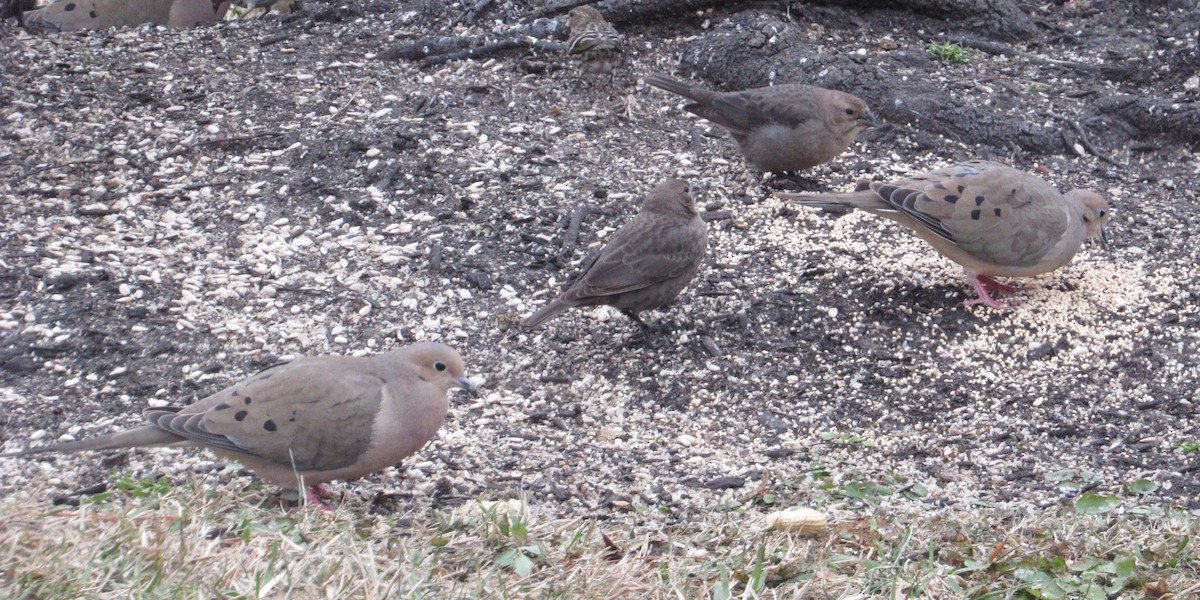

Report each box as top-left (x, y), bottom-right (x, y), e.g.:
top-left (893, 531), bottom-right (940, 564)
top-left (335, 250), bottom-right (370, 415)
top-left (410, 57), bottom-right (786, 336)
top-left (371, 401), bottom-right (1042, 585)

top-left (779, 161), bottom-right (1111, 308)
top-left (566, 6), bottom-right (624, 85)
top-left (2, 343), bottom-right (476, 508)
top-left (521, 179), bottom-right (709, 330)
top-left (646, 74), bottom-right (875, 173)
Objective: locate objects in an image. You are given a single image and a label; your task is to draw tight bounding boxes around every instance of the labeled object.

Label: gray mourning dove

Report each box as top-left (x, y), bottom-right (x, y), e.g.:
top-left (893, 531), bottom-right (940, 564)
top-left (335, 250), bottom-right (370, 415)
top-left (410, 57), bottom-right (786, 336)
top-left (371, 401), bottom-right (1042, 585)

top-left (521, 179), bottom-right (709, 330)
top-left (645, 74), bottom-right (876, 174)
top-left (23, 0), bottom-right (229, 30)
top-left (232, 0), bottom-right (293, 18)
top-left (2, 342), bottom-right (476, 507)
top-left (779, 161), bottom-right (1111, 308)
top-left (566, 6), bottom-right (624, 86)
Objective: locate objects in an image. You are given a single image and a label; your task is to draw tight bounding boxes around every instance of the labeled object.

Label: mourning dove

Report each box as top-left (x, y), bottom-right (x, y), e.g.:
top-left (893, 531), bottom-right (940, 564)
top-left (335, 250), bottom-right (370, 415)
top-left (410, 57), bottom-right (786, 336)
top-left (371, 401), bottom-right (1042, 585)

top-left (23, 0), bottom-right (229, 30)
top-left (521, 179), bottom-right (709, 330)
top-left (232, 0), bottom-right (294, 18)
top-left (2, 342), bottom-right (476, 507)
top-left (566, 6), bottom-right (624, 86)
top-left (779, 161), bottom-right (1111, 308)
top-left (645, 74), bottom-right (876, 173)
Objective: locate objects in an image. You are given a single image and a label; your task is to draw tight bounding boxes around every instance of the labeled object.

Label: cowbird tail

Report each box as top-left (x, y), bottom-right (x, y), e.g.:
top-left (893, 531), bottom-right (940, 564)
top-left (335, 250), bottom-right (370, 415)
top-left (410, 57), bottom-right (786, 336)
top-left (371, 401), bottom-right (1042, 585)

top-left (645, 74), bottom-right (718, 105)
top-left (520, 298), bottom-right (573, 329)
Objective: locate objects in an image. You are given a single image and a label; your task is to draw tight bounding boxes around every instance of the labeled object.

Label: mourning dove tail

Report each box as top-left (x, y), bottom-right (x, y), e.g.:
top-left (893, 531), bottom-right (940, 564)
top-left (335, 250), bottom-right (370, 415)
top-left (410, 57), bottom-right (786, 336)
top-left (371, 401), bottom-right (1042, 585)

top-left (779, 189), bottom-right (887, 211)
top-left (520, 298), bottom-right (573, 329)
top-left (2, 425), bottom-right (182, 457)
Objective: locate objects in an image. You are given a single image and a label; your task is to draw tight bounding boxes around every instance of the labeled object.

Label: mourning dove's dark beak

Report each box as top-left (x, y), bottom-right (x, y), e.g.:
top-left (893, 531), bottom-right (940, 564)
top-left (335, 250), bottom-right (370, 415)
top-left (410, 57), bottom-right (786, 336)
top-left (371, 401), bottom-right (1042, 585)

top-left (858, 109), bottom-right (880, 129)
top-left (458, 377), bottom-right (479, 397)
top-left (1099, 227), bottom-right (1110, 253)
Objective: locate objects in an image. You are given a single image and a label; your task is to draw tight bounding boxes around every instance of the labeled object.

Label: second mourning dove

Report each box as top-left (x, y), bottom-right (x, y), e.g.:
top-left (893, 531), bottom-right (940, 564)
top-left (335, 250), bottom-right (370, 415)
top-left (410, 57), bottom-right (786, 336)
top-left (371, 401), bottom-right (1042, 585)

top-left (645, 74), bottom-right (875, 174)
top-left (2, 343), bottom-right (476, 507)
top-left (521, 179), bottom-right (709, 330)
top-left (24, 0), bottom-right (229, 30)
top-left (566, 6), bottom-right (624, 85)
top-left (779, 161), bottom-right (1111, 308)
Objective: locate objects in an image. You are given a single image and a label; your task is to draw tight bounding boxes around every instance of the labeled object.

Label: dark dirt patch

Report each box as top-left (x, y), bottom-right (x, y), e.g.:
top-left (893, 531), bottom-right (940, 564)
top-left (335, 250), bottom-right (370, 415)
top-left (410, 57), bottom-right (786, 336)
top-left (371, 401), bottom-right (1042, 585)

top-left (1, 0), bottom-right (1198, 517)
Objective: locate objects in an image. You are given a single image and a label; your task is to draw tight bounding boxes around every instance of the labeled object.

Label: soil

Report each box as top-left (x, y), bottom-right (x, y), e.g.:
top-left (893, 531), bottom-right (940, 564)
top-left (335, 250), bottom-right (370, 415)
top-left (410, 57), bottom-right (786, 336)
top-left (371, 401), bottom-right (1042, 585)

top-left (1, 0), bottom-right (1198, 518)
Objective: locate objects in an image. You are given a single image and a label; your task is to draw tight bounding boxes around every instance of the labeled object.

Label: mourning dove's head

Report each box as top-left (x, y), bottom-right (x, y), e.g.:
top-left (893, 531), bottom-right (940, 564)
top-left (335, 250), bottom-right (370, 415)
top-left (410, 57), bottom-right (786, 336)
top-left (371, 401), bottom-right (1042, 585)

top-left (1068, 189), bottom-right (1112, 249)
top-left (408, 342), bottom-right (476, 396)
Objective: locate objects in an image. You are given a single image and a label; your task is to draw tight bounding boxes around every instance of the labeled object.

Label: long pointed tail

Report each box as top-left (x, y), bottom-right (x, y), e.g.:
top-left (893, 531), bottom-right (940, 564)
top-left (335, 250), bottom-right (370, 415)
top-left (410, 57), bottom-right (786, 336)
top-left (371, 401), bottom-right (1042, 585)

top-left (777, 190), bottom-right (884, 210)
top-left (1, 425), bottom-right (182, 457)
top-left (645, 74), bottom-right (717, 104)
top-left (520, 298), bottom-right (574, 329)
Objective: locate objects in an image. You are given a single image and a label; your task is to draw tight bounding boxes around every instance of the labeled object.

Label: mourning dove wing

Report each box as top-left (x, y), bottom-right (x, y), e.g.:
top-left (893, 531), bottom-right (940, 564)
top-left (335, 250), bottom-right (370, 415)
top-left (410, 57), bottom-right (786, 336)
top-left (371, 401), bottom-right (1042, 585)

top-left (3, 342), bottom-right (476, 507)
top-left (23, 0), bottom-right (229, 31)
top-left (779, 161), bottom-right (1111, 308)
top-left (232, 0), bottom-right (294, 18)
top-left (566, 6), bottom-right (624, 86)
top-left (646, 74), bottom-right (876, 173)
top-left (521, 179), bottom-right (709, 330)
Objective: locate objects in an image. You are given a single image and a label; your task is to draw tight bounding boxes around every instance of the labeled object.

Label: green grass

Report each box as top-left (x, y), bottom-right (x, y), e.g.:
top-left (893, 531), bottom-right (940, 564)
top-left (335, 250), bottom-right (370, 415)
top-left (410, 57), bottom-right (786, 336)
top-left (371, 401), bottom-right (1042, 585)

top-left (929, 41), bottom-right (972, 64)
top-left (2, 473), bottom-right (1198, 599)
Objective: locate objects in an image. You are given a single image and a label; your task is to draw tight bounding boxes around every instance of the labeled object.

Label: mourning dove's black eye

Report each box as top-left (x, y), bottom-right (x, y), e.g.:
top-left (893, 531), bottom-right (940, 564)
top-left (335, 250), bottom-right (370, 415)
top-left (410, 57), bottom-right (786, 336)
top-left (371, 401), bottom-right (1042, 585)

top-left (845, 108), bottom-right (855, 115)
top-left (1098, 209), bottom-right (1107, 217)
top-left (434, 361), bottom-right (448, 372)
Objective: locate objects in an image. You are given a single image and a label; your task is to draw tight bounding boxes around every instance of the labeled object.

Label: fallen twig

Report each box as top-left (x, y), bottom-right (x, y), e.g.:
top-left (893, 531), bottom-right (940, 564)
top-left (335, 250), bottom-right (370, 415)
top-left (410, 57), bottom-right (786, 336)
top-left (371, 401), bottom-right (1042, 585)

top-left (1041, 111), bottom-right (1124, 168)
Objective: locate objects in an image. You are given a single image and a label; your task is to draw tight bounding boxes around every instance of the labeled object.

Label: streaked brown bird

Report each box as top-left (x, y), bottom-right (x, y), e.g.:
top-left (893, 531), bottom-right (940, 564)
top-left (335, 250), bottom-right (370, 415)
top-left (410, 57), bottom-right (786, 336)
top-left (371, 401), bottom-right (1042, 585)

top-left (566, 5), bottom-right (624, 86)
top-left (521, 179), bottom-right (709, 330)
top-left (646, 74), bottom-right (875, 173)
top-left (779, 161), bottom-right (1111, 308)
top-left (2, 343), bottom-right (476, 508)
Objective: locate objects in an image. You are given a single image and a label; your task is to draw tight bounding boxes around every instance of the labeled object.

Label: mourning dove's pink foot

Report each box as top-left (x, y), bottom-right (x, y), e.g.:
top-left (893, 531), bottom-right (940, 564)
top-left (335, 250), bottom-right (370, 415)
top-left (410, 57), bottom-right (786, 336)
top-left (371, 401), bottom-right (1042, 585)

top-left (977, 274), bottom-right (1019, 295)
top-left (303, 485), bottom-right (335, 511)
top-left (966, 274), bottom-right (1015, 309)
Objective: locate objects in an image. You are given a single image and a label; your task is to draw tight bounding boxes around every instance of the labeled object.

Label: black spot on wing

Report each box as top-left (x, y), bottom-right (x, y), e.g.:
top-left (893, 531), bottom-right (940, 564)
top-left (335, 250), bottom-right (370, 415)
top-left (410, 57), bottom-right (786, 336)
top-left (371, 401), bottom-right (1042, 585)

top-left (243, 397), bottom-right (252, 405)
top-left (994, 208), bottom-right (1002, 217)
top-left (877, 184), bottom-right (955, 242)
top-left (263, 420), bottom-right (277, 432)
top-left (234, 410), bottom-right (248, 422)
top-left (213, 402), bottom-right (231, 411)
top-left (63, 2), bottom-right (75, 9)
top-left (943, 195), bottom-right (958, 203)
top-left (975, 196), bottom-right (986, 206)
top-left (971, 209), bottom-right (982, 220)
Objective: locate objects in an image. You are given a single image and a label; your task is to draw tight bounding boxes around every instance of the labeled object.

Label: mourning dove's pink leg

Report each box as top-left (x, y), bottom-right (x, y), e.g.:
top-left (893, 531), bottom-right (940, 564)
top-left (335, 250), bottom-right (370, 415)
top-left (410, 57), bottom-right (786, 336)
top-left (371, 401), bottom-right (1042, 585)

top-left (965, 273), bottom-right (1010, 309)
top-left (977, 275), bottom-right (1019, 295)
top-left (303, 486), bottom-right (335, 511)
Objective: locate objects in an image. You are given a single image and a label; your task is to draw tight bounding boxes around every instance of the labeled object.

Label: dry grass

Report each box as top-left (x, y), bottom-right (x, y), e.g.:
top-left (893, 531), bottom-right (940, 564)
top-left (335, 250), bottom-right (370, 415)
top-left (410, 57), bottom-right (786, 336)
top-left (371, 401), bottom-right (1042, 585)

top-left (2, 475), bottom-right (1197, 599)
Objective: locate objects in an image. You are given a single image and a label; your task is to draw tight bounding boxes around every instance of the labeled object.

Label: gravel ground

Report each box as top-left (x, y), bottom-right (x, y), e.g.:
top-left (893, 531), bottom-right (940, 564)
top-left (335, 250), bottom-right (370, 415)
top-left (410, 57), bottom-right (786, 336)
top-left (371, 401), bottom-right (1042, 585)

top-left (1, 1), bottom-right (1198, 520)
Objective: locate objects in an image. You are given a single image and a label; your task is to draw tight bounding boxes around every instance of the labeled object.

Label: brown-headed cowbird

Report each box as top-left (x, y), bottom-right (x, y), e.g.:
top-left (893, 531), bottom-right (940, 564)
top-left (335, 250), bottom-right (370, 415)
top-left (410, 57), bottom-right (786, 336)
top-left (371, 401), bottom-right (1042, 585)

top-left (522, 179), bottom-right (709, 329)
top-left (646, 74), bottom-right (875, 173)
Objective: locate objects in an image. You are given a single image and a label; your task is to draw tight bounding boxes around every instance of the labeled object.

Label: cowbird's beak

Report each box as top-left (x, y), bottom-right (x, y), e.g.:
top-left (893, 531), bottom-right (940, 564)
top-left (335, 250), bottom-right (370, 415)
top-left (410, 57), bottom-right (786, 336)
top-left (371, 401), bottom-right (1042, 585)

top-left (858, 109), bottom-right (880, 129)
